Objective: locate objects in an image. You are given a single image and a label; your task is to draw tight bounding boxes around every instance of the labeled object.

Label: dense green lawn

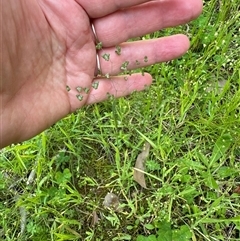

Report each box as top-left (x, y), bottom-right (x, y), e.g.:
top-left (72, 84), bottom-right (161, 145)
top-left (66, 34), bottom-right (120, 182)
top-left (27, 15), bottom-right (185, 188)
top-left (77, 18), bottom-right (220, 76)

top-left (1, 1), bottom-right (239, 240)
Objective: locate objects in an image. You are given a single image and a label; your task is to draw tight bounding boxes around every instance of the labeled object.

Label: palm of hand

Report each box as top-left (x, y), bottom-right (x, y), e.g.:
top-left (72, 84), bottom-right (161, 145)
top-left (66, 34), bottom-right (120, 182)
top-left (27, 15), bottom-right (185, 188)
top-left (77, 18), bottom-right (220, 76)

top-left (2, 1), bottom-right (98, 143)
top-left (32, 1), bottom-right (97, 110)
top-left (1, 0), bottom-right (203, 147)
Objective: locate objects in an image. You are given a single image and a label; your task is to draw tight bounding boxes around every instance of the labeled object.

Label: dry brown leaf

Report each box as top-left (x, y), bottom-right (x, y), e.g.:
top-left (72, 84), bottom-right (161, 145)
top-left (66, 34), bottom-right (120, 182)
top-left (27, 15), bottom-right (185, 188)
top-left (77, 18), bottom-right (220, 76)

top-left (133, 142), bottom-right (150, 188)
top-left (233, 186), bottom-right (240, 194)
top-left (91, 211), bottom-right (100, 227)
top-left (103, 192), bottom-right (122, 212)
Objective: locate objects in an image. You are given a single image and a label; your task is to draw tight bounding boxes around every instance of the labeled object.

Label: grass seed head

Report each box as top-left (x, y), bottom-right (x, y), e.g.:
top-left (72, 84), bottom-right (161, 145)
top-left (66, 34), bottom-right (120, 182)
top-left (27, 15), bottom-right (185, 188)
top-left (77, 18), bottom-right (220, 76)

top-left (76, 94), bottom-right (83, 101)
top-left (115, 45), bottom-right (121, 55)
top-left (66, 85), bottom-right (71, 91)
top-left (76, 86), bottom-right (82, 93)
top-left (102, 53), bottom-right (110, 61)
top-left (92, 81), bottom-right (99, 89)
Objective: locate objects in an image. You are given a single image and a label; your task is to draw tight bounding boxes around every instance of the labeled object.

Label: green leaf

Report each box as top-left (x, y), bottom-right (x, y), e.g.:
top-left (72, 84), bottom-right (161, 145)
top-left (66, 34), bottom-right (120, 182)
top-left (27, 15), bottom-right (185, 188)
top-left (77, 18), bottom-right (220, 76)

top-left (206, 173), bottom-right (218, 190)
top-left (54, 233), bottom-right (79, 240)
top-left (147, 235), bottom-right (158, 241)
top-left (172, 225), bottom-right (192, 241)
top-left (210, 133), bottom-right (232, 165)
top-left (201, 216), bottom-right (240, 223)
top-left (63, 168), bottom-right (72, 180)
top-left (137, 235), bottom-right (147, 241)
top-left (144, 224), bottom-right (155, 230)
top-left (55, 168), bottom-right (72, 184)
top-left (137, 235), bottom-right (158, 241)
top-left (217, 166), bottom-right (238, 178)
top-left (113, 234), bottom-right (132, 240)
top-left (156, 221), bottom-right (172, 241)
top-left (201, 171), bottom-right (219, 189)
top-left (181, 156), bottom-right (206, 170)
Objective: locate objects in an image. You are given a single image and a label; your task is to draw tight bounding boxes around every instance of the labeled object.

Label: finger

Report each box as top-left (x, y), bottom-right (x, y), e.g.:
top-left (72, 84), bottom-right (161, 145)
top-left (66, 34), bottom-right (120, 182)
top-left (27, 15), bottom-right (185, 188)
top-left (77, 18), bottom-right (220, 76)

top-left (96, 34), bottom-right (190, 76)
top-left (86, 73), bottom-right (152, 105)
top-left (78, 0), bottom-right (153, 18)
top-left (93, 0), bottom-right (203, 46)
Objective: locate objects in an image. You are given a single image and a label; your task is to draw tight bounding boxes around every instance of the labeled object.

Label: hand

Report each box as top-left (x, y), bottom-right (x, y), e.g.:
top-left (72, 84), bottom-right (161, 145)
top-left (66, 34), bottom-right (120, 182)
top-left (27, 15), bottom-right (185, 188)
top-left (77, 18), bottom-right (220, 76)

top-left (0, 0), bottom-right (203, 148)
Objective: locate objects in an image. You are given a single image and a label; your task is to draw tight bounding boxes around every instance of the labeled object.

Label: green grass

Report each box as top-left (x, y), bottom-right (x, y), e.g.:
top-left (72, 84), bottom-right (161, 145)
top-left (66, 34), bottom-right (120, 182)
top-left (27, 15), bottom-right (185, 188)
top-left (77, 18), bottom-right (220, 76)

top-left (1, 0), bottom-right (240, 240)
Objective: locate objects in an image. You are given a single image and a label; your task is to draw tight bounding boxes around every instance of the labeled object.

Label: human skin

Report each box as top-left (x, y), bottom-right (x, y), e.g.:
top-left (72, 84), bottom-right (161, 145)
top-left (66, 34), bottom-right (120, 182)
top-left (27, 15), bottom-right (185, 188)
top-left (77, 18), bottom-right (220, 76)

top-left (0, 0), bottom-right (203, 148)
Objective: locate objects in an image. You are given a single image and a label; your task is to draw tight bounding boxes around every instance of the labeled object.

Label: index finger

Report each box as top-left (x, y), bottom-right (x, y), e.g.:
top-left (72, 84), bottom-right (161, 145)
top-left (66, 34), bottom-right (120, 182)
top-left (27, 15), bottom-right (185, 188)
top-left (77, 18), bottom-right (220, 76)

top-left (77, 0), bottom-right (153, 18)
top-left (93, 0), bottom-right (203, 47)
